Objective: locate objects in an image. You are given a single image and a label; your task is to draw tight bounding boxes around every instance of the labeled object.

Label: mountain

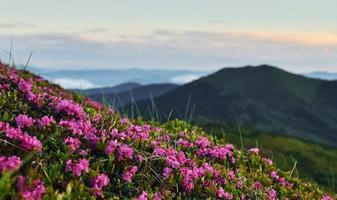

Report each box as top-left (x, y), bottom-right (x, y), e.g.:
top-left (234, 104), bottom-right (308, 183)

top-left (73, 82), bottom-right (142, 95)
top-left (304, 71), bottom-right (337, 80)
top-left (29, 67), bottom-right (208, 89)
top-left (81, 83), bottom-right (178, 107)
top-left (134, 65), bottom-right (337, 146)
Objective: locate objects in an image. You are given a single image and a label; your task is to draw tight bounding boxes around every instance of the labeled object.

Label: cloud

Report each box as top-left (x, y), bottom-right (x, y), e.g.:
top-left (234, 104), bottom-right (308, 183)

top-left (85, 28), bottom-right (110, 33)
top-left (0, 30), bottom-right (336, 72)
top-left (170, 74), bottom-right (201, 84)
top-left (0, 22), bottom-right (36, 29)
top-left (51, 78), bottom-right (98, 89)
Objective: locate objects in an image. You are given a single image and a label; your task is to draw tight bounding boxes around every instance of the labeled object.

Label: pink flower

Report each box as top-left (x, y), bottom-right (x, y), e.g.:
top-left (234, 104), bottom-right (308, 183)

top-left (249, 147), bottom-right (259, 154)
top-left (0, 155), bottom-right (21, 174)
top-left (162, 167), bottom-right (172, 177)
top-left (181, 177), bottom-right (194, 192)
top-left (254, 181), bottom-right (263, 190)
top-left (20, 134), bottom-right (43, 151)
top-left (266, 188), bottom-right (277, 200)
top-left (135, 191), bottom-right (148, 200)
top-left (1, 123), bottom-right (42, 151)
top-left (177, 138), bottom-right (194, 148)
top-left (270, 171), bottom-right (279, 180)
top-left (37, 116), bottom-right (55, 128)
top-left (105, 139), bottom-right (119, 155)
top-left (322, 195), bottom-right (333, 200)
top-left (117, 144), bottom-right (134, 161)
top-left (217, 187), bottom-right (225, 198)
top-left (195, 136), bottom-right (211, 148)
top-left (66, 159), bottom-right (89, 176)
top-left (17, 176), bottom-right (45, 200)
top-left (15, 114), bottom-right (35, 129)
top-left (55, 99), bottom-right (86, 119)
top-left (122, 166), bottom-right (138, 182)
top-left (262, 157), bottom-right (273, 166)
top-left (92, 173), bottom-right (110, 197)
top-left (18, 79), bottom-right (32, 93)
top-left (64, 137), bottom-right (81, 152)
top-left (153, 192), bottom-right (162, 200)
top-left (120, 117), bottom-right (130, 125)
top-left (236, 180), bottom-right (243, 189)
top-left (217, 187), bottom-right (233, 199)
top-left (228, 170), bottom-right (235, 180)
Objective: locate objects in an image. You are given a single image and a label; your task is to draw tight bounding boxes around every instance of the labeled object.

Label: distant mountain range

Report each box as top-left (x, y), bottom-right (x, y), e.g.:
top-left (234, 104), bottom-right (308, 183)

top-left (27, 66), bottom-right (337, 90)
top-left (77, 82), bottom-right (178, 107)
top-left (29, 67), bottom-right (208, 89)
top-left (131, 65), bottom-right (337, 146)
top-left (304, 71), bottom-right (337, 80)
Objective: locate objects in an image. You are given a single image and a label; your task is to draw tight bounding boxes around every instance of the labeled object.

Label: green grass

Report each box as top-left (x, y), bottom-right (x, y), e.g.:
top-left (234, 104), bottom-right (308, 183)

top-left (201, 123), bottom-right (337, 193)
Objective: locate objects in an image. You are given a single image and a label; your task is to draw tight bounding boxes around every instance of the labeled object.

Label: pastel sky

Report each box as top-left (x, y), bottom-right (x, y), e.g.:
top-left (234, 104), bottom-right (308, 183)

top-left (0, 0), bottom-right (336, 72)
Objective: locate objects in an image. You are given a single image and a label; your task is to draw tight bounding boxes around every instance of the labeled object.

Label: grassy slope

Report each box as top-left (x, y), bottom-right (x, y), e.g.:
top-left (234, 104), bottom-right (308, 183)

top-left (202, 123), bottom-right (337, 193)
top-left (0, 64), bottom-right (334, 199)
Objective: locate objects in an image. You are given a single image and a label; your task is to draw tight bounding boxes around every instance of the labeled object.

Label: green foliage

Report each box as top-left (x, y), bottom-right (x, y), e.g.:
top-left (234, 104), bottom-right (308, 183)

top-left (202, 123), bottom-right (337, 193)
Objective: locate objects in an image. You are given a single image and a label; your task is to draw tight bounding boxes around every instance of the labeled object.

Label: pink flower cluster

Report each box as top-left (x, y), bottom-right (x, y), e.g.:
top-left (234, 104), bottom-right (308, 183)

top-left (126, 125), bottom-right (150, 141)
top-left (55, 99), bottom-right (87, 119)
top-left (15, 114), bottom-right (35, 129)
top-left (92, 173), bottom-right (110, 197)
top-left (195, 136), bottom-right (211, 148)
top-left (59, 119), bottom-right (98, 144)
top-left (64, 137), bottom-right (81, 152)
top-left (18, 79), bottom-right (33, 93)
top-left (17, 176), bottom-right (46, 200)
top-left (135, 191), bottom-right (148, 200)
top-left (117, 144), bottom-right (134, 161)
top-left (197, 144), bottom-right (234, 161)
top-left (66, 159), bottom-right (90, 176)
top-left (217, 187), bottom-right (233, 199)
top-left (0, 155), bottom-right (21, 174)
top-left (262, 157), bottom-right (273, 166)
top-left (270, 171), bottom-right (293, 188)
top-left (0, 122), bottom-right (42, 151)
top-left (104, 139), bottom-right (119, 155)
top-left (122, 166), bottom-right (138, 182)
top-left (249, 147), bottom-right (260, 154)
top-left (37, 115), bottom-right (55, 128)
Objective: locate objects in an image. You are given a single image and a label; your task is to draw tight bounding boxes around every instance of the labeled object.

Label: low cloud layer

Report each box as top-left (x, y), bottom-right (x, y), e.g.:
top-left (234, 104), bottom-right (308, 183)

top-left (170, 74), bottom-right (201, 84)
top-left (52, 78), bottom-right (99, 89)
top-left (0, 30), bottom-right (336, 72)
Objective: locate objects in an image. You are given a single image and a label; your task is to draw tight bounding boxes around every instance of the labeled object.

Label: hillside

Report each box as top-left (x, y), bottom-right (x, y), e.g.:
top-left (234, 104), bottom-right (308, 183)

top-left (75, 82), bottom-right (142, 95)
top-left (201, 123), bottom-right (337, 193)
top-left (81, 83), bottom-right (178, 108)
top-left (134, 65), bottom-right (337, 146)
top-left (0, 63), bottom-right (333, 199)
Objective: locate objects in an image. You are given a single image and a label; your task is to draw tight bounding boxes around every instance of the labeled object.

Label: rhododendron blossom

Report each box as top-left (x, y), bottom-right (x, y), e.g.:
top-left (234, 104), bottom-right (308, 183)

top-left (37, 116), bottom-right (55, 128)
top-left (105, 139), bottom-right (119, 155)
top-left (15, 114), bottom-right (35, 129)
top-left (135, 191), bottom-right (148, 200)
top-left (64, 137), bottom-right (81, 152)
top-left (122, 166), bottom-right (138, 182)
top-left (17, 176), bottom-right (45, 200)
top-left (117, 144), bottom-right (134, 161)
top-left (249, 147), bottom-right (260, 154)
top-left (0, 155), bottom-right (21, 174)
top-left (66, 159), bottom-right (90, 176)
top-left (92, 173), bottom-right (110, 197)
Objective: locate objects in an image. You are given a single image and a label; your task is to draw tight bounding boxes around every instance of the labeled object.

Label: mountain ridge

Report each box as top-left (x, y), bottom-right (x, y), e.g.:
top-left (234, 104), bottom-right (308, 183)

top-left (133, 65), bottom-right (337, 146)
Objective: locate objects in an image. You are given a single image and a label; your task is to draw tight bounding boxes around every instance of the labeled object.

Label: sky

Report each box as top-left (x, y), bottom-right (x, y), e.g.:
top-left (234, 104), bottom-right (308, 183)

top-left (0, 0), bottom-right (336, 72)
